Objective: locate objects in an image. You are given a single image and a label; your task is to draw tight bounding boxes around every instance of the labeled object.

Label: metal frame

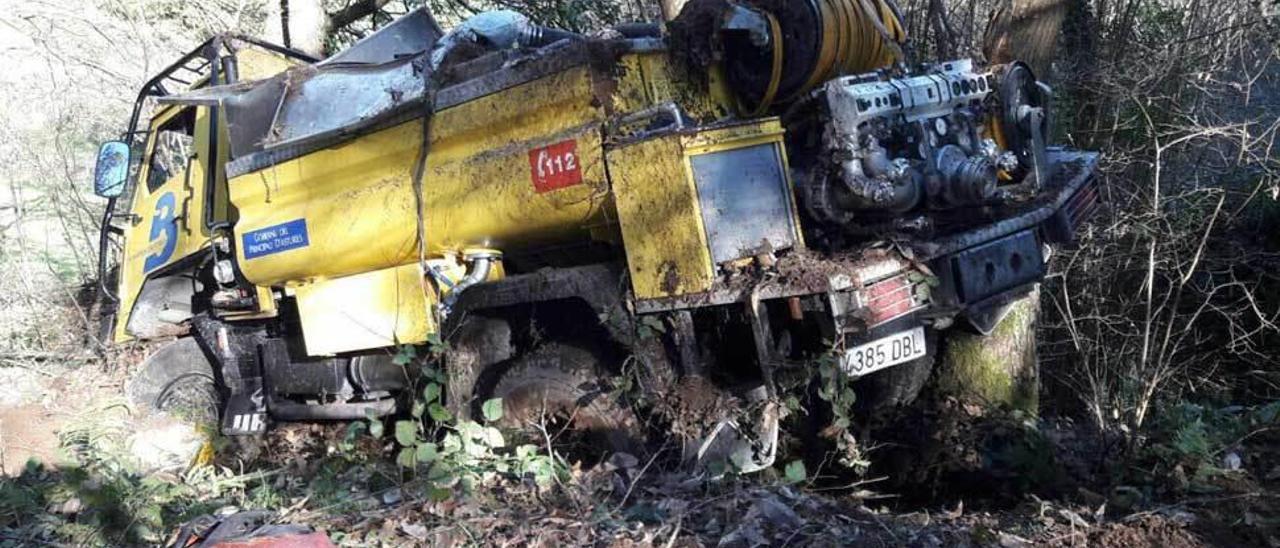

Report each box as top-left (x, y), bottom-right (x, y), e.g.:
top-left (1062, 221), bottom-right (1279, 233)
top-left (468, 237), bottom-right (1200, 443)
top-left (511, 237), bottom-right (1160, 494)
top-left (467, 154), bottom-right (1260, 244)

top-left (98, 35), bottom-right (318, 302)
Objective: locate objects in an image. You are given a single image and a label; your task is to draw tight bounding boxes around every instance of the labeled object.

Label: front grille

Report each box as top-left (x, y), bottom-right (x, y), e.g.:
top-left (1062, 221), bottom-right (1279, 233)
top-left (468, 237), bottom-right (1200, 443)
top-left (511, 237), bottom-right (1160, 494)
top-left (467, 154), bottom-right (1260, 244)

top-left (857, 272), bottom-right (928, 327)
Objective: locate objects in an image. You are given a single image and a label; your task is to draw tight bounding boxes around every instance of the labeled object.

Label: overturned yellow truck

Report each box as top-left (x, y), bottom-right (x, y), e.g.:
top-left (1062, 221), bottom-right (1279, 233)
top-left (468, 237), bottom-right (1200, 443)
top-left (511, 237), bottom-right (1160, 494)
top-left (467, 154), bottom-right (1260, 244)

top-left (93, 5), bottom-right (1097, 469)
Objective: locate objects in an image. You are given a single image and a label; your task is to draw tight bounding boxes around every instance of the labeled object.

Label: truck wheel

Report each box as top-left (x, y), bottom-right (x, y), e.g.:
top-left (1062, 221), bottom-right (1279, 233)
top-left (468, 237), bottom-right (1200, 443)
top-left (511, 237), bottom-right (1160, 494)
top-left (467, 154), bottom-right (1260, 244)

top-left (854, 327), bottom-right (939, 415)
top-left (483, 343), bottom-right (643, 462)
top-left (127, 337), bottom-right (220, 423)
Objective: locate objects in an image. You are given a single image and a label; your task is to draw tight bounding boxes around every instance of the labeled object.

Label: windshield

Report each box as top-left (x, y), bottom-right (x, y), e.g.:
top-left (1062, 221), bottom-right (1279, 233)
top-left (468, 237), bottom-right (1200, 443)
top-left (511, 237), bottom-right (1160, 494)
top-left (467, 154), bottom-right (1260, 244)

top-left (146, 107), bottom-right (197, 193)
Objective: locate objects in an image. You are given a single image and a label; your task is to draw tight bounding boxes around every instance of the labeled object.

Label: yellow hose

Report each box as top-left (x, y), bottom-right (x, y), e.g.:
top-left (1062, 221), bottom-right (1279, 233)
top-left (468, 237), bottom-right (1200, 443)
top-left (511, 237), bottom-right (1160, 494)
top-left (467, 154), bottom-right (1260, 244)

top-left (746, 13), bottom-right (786, 116)
top-left (786, 0), bottom-right (908, 102)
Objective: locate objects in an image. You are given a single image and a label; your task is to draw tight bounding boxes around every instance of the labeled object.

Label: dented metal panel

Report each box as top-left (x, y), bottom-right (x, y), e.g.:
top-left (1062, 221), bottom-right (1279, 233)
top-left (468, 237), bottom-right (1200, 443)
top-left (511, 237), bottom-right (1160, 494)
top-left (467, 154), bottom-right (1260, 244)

top-left (269, 57), bottom-right (429, 149)
top-left (293, 263), bottom-right (436, 355)
top-left (609, 134), bottom-right (717, 300)
top-left (160, 10), bottom-right (442, 161)
top-left (321, 9), bottom-right (441, 66)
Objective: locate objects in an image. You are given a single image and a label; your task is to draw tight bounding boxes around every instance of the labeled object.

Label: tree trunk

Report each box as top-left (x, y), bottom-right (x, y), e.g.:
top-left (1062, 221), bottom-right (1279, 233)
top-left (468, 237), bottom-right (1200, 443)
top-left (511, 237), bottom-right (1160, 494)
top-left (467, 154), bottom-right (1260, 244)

top-left (936, 286), bottom-right (1040, 416)
top-left (263, 0), bottom-right (328, 57)
top-left (660, 0), bottom-right (690, 21)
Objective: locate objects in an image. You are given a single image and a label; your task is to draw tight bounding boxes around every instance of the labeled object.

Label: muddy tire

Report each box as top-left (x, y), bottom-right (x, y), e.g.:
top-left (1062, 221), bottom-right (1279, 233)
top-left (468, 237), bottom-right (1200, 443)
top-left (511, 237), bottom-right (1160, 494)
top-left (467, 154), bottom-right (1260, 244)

top-left (127, 337), bottom-right (220, 423)
top-left (853, 324), bottom-right (940, 415)
top-left (483, 343), bottom-right (643, 461)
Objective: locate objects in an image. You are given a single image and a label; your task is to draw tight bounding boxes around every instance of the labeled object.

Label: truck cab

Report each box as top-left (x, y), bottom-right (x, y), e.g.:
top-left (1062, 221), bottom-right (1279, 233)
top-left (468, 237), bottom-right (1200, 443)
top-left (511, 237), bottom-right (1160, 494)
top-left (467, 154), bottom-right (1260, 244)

top-left (93, 37), bottom-right (316, 343)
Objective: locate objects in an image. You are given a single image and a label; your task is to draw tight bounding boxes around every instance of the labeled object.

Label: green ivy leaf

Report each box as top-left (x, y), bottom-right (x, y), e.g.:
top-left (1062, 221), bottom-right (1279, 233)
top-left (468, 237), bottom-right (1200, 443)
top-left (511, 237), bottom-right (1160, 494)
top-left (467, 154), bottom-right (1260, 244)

top-left (393, 345), bottom-right (417, 366)
top-left (428, 486), bottom-right (452, 502)
top-left (428, 403), bottom-right (453, 423)
top-left (640, 316), bottom-right (667, 334)
top-left (528, 458), bottom-right (557, 487)
top-left (784, 460), bottom-right (806, 484)
top-left (344, 421), bottom-right (367, 441)
top-left (421, 362), bottom-right (440, 378)
top-left (416, 442), bottom-right (438, 463)
top-left (396, 447), bottom-right (416, 468)
top-left (840, 387), bottom-right (857, 404)
top-left (481, 398), bottom-right (504, 422)
top-left (482, 426), bottom-right (505, 448)
top-left (442, 432), bottom-right (462, 453)
top-left (411, 401), bottom-right (425, 419)
top-left (456, 420), bottom-right (482, 440)
top-left (394, 421), bottom-right (418, 446)
top-left (423, 383), bottom-right (442, 404)
top-left (369, 420), bottom-right (384, 439)
top-left (516, 444), bottom-right (536, 460)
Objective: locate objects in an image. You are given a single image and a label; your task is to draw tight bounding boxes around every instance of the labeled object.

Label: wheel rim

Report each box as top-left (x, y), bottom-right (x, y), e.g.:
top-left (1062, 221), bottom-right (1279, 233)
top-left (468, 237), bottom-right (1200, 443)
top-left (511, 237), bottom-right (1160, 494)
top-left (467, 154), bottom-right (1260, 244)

top-left (156, 372), bottom-right (219, 424)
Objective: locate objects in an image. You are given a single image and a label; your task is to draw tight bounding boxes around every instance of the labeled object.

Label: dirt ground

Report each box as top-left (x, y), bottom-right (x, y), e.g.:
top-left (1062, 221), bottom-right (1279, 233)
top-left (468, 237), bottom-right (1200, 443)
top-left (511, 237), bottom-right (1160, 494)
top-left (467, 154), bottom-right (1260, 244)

top-left (1, 359), bottom-right (1275, 547)
top-left (0, 357), bottom-right (205, 478)
top-left (0, 368), bottom-right (74, 474)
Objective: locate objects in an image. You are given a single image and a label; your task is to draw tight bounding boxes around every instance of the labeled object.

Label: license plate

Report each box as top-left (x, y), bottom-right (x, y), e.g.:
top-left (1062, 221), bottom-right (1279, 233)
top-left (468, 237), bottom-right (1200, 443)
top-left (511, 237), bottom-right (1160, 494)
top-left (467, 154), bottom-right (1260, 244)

top-left (841, 326), bottom-right (928, 377)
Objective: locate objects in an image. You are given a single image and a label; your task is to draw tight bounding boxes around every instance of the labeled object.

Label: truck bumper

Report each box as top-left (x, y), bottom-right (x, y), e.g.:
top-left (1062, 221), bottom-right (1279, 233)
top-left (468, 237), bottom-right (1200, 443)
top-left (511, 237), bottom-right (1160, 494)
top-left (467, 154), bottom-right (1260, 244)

top-left (635, 149), bottom-right (1100, 339)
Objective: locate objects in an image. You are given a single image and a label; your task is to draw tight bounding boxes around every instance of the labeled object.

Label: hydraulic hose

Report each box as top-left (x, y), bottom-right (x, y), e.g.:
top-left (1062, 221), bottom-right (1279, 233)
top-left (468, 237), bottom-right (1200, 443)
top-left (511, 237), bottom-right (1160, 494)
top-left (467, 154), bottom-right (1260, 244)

top-left (794, 0), bottom-right (907, 98)
top-left (720, 0), bottom-right (908, 109)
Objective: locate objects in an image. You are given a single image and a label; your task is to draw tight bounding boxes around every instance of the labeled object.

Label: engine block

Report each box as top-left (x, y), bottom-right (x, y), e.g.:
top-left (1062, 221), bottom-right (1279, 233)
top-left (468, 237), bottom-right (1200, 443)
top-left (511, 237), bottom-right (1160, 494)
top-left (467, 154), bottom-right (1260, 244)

top-left (800, 59), bottom-right (1026, 227)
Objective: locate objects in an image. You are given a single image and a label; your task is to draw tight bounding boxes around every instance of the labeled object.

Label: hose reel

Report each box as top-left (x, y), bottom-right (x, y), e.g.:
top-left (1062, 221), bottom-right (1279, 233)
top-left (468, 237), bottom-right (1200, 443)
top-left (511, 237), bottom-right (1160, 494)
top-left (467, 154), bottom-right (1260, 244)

top-left (997, 62), bottom-right (1052, 188)
top-left (720, 0), bottom-right (908, 112)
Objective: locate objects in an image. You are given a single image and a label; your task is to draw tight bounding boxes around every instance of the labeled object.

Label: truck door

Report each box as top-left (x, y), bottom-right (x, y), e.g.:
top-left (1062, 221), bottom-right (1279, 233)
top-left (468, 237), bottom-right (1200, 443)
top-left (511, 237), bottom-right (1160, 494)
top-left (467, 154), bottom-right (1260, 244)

top-left (114, 104), bottom-right (217, 341)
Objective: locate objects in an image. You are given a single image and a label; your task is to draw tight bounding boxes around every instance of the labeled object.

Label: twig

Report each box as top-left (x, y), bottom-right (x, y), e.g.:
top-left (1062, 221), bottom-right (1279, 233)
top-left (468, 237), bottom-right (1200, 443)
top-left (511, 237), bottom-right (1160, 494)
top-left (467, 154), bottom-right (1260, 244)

top-left (0, 359), bottom-right (58, 377)
top-left (662, 513), bottom-right (683, 548)
top-left (1121, 492), bottom-right (1276, 522)
top-left (614, 445), bottom-right (665, 512)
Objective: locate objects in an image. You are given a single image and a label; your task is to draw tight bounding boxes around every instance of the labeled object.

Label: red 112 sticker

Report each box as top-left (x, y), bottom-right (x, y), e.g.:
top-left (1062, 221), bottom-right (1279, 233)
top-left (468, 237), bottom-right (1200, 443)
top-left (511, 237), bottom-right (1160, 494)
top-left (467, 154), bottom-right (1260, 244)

top-left (528, 140), bottom-right (582, 193)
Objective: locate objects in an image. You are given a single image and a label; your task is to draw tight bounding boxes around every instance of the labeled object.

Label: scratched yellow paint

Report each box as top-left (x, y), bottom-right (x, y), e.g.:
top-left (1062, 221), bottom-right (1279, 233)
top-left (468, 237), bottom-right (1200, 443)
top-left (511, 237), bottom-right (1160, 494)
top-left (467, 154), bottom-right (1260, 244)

top-left (114, 45), bottom-right (311, 343)
top-left (292, 263), bottom-right (436, 356)
top-left (610, 119), bottom-right (797, 301)
top-left (120, 45), bottom-right (794, 354)
top-left (612, 50), bottom-right (735, 122)
top-left (115, 104), bottom-right (215, 342)
top-left (225, 64), bottom-right (623, 354)
top-left (609, 135), bottom-right (716, 299)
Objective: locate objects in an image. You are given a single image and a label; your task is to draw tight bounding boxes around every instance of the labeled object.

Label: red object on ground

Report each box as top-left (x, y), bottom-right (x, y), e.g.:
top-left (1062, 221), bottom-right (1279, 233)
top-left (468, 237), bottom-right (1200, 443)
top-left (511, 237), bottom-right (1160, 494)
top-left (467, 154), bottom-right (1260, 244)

top-left (211, 532), bottom-right (336, 548)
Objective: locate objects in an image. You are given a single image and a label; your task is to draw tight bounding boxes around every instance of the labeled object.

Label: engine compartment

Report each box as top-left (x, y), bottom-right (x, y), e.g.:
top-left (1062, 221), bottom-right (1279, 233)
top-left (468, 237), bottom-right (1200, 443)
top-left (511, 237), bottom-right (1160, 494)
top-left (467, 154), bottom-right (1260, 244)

top-left (786, 59), bottom-right (1056, 247)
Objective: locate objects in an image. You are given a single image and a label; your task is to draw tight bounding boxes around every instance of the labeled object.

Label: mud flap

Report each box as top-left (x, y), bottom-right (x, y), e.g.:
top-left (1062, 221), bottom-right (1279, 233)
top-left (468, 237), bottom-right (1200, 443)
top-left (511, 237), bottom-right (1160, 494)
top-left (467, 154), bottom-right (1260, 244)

top-left (192, 314), bottom-right (269, 436)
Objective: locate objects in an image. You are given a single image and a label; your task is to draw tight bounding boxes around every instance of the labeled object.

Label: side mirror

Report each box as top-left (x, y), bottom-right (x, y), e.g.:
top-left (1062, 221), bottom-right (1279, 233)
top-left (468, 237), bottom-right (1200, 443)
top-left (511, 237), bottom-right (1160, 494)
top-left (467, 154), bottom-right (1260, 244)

top-left (93, 141), bottom-right (129, 199)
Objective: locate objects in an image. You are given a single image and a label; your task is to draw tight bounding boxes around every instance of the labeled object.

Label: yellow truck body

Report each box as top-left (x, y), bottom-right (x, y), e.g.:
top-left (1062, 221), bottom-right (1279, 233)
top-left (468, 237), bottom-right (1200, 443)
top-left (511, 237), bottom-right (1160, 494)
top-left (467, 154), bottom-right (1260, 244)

top-left (222, 48), bottom-right (793, 356)
top-left (94, 8), bottom-right (1097, 455)
top-left (112, 46), bottom-right (314, 342)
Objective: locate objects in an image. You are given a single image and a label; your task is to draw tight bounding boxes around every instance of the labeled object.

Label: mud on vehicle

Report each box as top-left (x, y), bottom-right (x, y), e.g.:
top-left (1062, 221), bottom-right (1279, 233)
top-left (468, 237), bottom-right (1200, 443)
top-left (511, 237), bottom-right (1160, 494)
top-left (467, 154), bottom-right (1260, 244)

top-left (92, 4), bottom-right (1097, 471)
